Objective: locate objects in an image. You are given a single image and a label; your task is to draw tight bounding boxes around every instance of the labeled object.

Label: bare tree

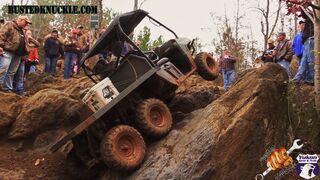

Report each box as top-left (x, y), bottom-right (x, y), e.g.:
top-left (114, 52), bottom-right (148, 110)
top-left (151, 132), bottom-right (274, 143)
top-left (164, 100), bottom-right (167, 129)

top-left (134, 0), bottom-right (148, 10)
top-left (255, 0), bottom-right (281, 50)
top-left (134, 0), bottom-right (138, 10)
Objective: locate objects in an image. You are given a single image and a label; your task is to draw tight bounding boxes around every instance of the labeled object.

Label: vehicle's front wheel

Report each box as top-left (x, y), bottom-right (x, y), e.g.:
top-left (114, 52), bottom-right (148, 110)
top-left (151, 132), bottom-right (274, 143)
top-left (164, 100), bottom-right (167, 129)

top-left (195, 52), bottom-right (219, 81)
top-left (100, 125), bottom-right (146, 171)
top-left (136, 98), bottom-right (172, 138)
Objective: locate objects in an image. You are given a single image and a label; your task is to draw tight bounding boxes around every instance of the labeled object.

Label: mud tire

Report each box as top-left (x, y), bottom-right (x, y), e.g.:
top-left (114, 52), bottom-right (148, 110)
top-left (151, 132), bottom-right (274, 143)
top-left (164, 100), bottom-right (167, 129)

top-left (195, 52), bottom-right (219, 81)
top-left (100, 125), bottom-right (146, 171)
top-left (137, 98), bottom-right (172, 138)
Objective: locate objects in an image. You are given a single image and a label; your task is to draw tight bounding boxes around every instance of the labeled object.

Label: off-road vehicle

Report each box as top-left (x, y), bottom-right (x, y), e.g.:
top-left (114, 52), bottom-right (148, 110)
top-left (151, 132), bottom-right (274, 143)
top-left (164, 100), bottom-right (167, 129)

top-left (50, 9), bottom-right (219, 178)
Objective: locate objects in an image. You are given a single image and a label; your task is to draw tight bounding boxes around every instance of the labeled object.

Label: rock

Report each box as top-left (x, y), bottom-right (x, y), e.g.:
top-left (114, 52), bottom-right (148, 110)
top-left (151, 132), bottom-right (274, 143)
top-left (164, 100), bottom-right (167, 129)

top-left (8, 89), bottom-right (82, 139)
top-left (170, 74), bottom-right (223, 114)
top-left (101, 63), bottom-right (295, 179)
top-left (63, 77), bottom-right (94, 99)
top-left (288, 83), bottom-right (320, 152)
top-left (33, 129), bottom-right (68, 151)
top-left (0, 168), bottom-right (25, 180)
top-left (170, 86), bottom-right (221, 114)
top-left (0, 92), bottom-right (21, 132)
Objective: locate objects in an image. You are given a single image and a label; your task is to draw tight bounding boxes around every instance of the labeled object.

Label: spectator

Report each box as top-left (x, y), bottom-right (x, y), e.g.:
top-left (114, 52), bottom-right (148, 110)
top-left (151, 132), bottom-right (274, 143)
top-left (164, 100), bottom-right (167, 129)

top-left (273, 32), bottom-right (294, 79)
top-left (64, 29), bottom-right (80, 79)
top-left (44, 29), bottom-right (64, 76)
top-left (261, 39), bottom-right (276, 63)
top-left (0, 16), bottom-right (31, 92)
top-left (12, 29), bottom-right (40, 96)
top-left (292, 20), bottom-right (305, 60)
top-left (254, 57), bottom-right (263, 68)
top-left (25, 30), bottom-right (40, 74)
top-left (135, 40), bottom-right (141, 48)
top-left (44, 27), bottom-right (64, 44)
top-left (0, 18), bottom-right (4, 29)
top-left (293, 14), bottom-right (314, 85)
top-left (77, 25), bottom-right (89, 74)
top-left (219, 50), bottom-right (237, 90)
top-left (292, 20), bottom-right (308, 80)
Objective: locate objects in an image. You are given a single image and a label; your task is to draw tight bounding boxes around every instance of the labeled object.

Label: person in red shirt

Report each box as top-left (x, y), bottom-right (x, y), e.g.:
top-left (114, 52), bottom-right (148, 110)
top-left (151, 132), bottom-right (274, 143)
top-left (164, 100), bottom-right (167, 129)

top-left (25, 30), bottom-right (40, 74)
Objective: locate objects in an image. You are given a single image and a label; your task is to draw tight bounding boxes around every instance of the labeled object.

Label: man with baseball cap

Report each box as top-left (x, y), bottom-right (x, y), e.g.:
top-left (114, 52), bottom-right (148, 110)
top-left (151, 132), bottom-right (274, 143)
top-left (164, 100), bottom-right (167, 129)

top-left (273, 32), bottom-right (294, 79)
top-left (293, 13), bottom-right (315, 85)
top-left (0, 15), bottom-right (31, 93)
top-left (292, 20), bottom-right (306, 80)
top-left (261, 38), bottom-right (276, 63)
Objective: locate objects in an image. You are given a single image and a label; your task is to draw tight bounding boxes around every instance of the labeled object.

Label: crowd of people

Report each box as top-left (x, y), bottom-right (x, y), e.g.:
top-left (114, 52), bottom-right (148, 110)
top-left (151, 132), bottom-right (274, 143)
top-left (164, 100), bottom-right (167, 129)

top-left (0, 16), bottom-right (90, 96)
top-left (224, 13), bottom-right (315, 91)
top-left (255, 12), bottom-right (314, 86)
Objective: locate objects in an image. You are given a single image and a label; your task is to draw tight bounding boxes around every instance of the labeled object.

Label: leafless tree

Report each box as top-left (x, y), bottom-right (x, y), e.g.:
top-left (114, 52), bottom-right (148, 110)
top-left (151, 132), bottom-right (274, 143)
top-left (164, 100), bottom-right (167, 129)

top-left (134, 0), bottom-right (148, 10)
top-left (255, 0), bottom-right (281, 50)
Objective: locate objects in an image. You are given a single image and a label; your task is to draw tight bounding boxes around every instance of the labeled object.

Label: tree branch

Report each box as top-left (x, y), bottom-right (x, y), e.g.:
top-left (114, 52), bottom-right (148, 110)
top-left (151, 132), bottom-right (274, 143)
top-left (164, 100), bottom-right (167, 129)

top-left (139, 0), bottom-right (148, 9)
top-left (301, 6), bottom-right (316, 24)
top-left (308, 2), bottom-right (320, 10)
top-left (269, 0), bottom-right (281, 38)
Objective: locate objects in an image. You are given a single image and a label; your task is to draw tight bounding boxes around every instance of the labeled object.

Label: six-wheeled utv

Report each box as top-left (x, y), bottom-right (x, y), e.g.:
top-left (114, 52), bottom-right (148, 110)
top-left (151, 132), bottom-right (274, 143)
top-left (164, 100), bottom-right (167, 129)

top-left (50, 9), bottom-right (219, 178)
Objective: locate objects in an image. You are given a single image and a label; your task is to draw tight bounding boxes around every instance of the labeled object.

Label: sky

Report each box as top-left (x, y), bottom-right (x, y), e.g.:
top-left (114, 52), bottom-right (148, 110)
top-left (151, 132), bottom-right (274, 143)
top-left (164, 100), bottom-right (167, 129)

top-left (0, 0), bottom-right (293, 53)
top-left (105, 0), bottom-right (262, 51)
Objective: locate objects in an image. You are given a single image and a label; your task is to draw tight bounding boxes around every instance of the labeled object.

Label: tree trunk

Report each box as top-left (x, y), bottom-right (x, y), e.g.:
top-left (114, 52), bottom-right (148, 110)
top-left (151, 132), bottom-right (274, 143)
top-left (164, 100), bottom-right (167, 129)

top-left (98, 0), bottom-right (103, 27)
top-left (314, 11), bottom-right (320, 114)
top-left (134, 0), bottom-right (138, 10)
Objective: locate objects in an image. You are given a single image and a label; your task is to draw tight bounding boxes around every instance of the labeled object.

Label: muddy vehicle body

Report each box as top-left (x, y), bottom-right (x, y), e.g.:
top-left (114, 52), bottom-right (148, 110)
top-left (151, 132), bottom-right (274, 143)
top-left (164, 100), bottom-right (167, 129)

top-left (50, 9), bottom-right (219, 178)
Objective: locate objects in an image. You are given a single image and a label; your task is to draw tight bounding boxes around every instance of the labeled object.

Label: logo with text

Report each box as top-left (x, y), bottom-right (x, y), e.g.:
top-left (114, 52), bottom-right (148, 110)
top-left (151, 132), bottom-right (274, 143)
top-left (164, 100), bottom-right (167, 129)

top-left (296, 154), bottom-right (319, 179)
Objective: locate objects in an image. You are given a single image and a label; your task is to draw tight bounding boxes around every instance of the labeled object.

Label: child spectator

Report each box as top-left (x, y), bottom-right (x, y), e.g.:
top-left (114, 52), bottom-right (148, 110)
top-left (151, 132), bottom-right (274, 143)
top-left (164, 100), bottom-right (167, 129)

top-left (25, 30), bottom-right (40, 74)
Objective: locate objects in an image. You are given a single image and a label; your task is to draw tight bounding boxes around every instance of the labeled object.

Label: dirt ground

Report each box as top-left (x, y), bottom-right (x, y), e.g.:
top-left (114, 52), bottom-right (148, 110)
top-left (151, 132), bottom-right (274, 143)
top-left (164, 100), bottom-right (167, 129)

top-left (0, 140), bottom-right (69, 180)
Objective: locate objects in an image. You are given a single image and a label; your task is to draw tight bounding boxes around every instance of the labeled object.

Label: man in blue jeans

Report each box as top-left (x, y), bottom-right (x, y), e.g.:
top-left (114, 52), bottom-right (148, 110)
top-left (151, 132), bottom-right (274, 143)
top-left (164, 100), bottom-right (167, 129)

top-left (0, 16), bottom-right (31, 92)
top-left (273, 32), bottom-right (294, 79)
top-left (13, 60), bottom-right (25, 96)
top-left (63, 29), bottom-right (80, 79)
top-left (293, 15), bottom-right (314, 85)
top-left (292, 20), bottom-right (309, 81)
top-left (219, 50), bottom-right (237, 90)
top-left (44, 29), bottom-right (64, 76)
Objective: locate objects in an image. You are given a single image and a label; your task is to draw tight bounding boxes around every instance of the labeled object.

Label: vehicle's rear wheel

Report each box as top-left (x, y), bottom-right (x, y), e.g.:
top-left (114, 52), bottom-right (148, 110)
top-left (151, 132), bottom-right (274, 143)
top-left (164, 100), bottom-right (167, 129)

top-left (136, 98), bottom-right (172, 138)
top-left (195, 52), bottom-right (219, 81)
top-left (66, 149), bottom-right (100, 180)
top-left (100, 125), bottom-right (146, 171)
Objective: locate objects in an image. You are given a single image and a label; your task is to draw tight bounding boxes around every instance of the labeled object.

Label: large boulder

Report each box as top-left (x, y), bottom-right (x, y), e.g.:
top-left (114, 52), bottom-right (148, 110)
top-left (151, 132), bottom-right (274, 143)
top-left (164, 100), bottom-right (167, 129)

top-left (0, 92), bottom-right (21, 133)
top-left (8, 89), bottom-right (82, 139)
top-left (101, 63), bottom-right (295, 179)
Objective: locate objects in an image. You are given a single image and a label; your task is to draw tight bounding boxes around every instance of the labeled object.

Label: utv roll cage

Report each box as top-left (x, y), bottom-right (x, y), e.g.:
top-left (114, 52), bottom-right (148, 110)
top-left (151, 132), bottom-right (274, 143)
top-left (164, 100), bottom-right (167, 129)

top-left (81, 9), bottom-right (179, 84)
